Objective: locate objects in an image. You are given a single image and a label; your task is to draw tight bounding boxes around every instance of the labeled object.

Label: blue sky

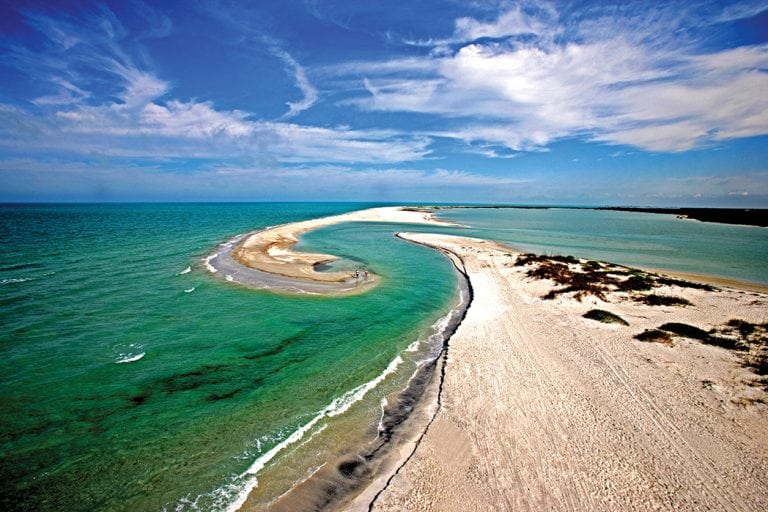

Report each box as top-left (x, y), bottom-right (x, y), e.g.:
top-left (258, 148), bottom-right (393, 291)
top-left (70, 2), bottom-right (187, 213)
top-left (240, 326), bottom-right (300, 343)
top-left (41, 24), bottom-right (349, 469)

top-left (1, 0), bottom-right (767, 205)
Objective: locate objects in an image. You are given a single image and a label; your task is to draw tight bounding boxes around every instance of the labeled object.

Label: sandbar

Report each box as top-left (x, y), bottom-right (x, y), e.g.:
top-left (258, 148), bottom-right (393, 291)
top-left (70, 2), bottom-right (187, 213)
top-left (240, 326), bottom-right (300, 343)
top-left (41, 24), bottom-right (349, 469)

top-left (206, 206), bottom-right (458, 294)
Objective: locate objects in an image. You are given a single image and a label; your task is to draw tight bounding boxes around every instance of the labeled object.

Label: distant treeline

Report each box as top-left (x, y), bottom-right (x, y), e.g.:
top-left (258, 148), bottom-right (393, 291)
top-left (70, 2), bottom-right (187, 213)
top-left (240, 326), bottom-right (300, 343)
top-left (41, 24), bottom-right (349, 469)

top-left (596, 207), bottom-right (768, 228)
top-left (426, 205), bottom-right (768, 228)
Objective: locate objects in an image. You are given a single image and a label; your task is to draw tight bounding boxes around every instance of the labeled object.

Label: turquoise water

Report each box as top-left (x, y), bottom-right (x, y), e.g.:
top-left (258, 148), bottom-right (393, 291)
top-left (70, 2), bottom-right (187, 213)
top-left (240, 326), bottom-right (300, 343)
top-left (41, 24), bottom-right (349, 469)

top-left (0, 203), bottom-right (459, 511)
top-left (3, 204), bottom-right (766, 512)
top-left (442, 207), bottom-right (768, 285)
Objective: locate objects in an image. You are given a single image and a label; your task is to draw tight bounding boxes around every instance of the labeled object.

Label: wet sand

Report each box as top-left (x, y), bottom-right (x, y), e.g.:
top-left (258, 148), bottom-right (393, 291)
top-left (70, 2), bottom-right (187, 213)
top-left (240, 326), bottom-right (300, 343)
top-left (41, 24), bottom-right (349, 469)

top-left (361, 233), bottom-right (768, 511)
top-left (206, 206), bottom-right (458, 294)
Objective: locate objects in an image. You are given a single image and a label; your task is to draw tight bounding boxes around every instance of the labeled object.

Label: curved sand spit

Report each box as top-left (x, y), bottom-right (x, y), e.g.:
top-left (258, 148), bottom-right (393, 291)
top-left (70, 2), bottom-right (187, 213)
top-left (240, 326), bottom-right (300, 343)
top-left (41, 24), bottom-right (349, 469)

top-left (207, 206), bottom-right (458, 294)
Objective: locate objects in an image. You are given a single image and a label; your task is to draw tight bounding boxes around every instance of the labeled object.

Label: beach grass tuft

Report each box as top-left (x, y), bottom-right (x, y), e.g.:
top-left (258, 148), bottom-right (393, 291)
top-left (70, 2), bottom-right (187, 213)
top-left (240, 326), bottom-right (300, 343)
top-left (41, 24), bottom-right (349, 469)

top-left (583, 309), bottom-right (629, 325)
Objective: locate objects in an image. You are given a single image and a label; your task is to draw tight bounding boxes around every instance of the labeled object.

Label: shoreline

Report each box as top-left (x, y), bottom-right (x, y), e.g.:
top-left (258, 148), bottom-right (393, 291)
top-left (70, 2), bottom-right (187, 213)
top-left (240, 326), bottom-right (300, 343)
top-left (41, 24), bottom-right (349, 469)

top-left (238, 245), bottom-right (473, 511)
top-left (205, 206), bottom-right (460, 295)
top-left (368, 233), bottom-right (768, 511)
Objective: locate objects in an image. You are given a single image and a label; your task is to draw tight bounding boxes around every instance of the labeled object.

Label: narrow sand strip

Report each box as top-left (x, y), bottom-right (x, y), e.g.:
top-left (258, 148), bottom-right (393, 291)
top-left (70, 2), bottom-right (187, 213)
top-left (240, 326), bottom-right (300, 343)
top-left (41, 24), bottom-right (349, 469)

top-left (364, 233), bottom-right (768, 512)
top-left (209, 206), bottom-right (458, 294)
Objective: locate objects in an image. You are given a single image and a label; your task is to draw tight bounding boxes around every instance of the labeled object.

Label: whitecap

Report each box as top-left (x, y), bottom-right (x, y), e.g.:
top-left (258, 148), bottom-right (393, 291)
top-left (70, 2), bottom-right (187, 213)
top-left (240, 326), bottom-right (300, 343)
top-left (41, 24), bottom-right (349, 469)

top-left (177, 266), bottom-right (192, 275)
top-left (116, 353), bottom-right (145, 364)
top-left (1, 277), bottom-right (34, 285)
top-left (184, 287), bottom-right (195, 293)
top-left (225, 275), bottom-right (234, 282)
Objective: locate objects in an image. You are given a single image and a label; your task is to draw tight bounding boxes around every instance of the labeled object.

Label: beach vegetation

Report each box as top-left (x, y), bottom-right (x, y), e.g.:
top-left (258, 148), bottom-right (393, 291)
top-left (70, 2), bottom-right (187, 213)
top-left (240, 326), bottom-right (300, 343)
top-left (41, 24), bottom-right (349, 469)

top-left (635, 294), bottom-right (692, 306)
top-left (517, 252), bottom-right (714, 306)
top-left (656, 277), bottom-right (716, 291)
top-left (658, 322), bottom-right (710, 341)
top-left (643, 319), bottom-right (768, 389)
top-left (617, 274), bottom-right (655, 291)
top-left (655, 322), bottom-right (738, 349)
top-left (583, 309), bottom-right (629, 325)
top-left (583, 260), bottom-right (603, 271)
top-left (715, 319), bottom-right (768, 385)
top-left (634, 329), bottom-right (673, 345)
top-left (515, 253), bottom-right (578, 266)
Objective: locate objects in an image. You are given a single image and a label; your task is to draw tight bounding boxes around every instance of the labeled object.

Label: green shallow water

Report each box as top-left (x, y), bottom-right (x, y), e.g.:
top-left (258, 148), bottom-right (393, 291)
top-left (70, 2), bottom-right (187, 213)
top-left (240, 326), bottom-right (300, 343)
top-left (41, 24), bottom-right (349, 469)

top-left (0, 203), bottom-right (459, 511)
top-left (441, 207), bottom-right (768, 285)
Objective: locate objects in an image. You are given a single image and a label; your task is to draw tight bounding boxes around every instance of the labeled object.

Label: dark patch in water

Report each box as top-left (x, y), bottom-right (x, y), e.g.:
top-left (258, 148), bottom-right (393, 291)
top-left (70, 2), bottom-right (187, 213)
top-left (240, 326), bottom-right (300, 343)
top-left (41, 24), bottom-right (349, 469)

top-left (243, 329), bottom-right (311, 361)
top-left (0, 262), bottom-right (44, 272)
top-left (205, 388), bottom-right (243, 402)
top-left (161, 364), bottom-right (229, 393)
top-left (129, 392), bottom-right (150, 406)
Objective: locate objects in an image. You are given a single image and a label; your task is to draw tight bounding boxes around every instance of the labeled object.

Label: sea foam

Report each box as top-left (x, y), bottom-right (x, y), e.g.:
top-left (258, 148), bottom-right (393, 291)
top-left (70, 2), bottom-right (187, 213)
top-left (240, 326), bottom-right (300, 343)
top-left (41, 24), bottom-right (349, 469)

top-left (203, 254), bottom-right (218, 273)
top-left (116, 353), bottom-right (145, 364)
top-left (1, 277), bottom-right (34, 285)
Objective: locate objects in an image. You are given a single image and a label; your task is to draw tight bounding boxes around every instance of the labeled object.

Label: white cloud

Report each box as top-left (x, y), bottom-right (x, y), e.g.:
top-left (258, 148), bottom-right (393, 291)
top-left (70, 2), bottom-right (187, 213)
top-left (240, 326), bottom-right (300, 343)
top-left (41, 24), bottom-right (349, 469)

top-left (1, 8), bottom-right (431, 165)
top-left (0, 100), bottom-right (431, 164)
top-left (343, 3), bottom-right (768, 153)
top-left (454, 6), bottom-right (544, 40)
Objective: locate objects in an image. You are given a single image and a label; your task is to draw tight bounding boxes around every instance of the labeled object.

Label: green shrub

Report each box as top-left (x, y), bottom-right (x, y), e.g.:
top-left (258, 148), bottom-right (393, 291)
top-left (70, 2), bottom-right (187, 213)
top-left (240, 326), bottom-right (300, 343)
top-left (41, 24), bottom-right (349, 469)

top-left (635, 294), bottom-right (692, 307)
top-left (583, 309), bottom-right (629, 325)
top-left (634, 329), bottom-right (672, 345)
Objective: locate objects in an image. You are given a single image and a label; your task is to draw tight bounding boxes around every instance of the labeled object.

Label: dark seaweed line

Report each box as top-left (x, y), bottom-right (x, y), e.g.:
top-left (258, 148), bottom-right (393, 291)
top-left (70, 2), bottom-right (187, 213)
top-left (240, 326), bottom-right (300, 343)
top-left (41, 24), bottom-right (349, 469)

top-left (365, 235), bottom-right (475, 511)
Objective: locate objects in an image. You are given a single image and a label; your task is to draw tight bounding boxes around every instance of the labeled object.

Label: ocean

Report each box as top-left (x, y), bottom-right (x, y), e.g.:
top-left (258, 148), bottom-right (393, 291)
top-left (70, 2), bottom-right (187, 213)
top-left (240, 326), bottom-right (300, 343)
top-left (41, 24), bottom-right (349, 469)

top-left (1, 203), bottom-right (765, 511)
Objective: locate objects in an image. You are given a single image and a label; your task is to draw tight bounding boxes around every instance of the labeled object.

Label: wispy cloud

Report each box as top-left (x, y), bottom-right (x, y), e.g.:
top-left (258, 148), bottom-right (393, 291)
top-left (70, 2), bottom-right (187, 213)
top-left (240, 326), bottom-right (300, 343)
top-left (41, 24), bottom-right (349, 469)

top-left (0, 7), bottom-right (429, 165)
top-left (269, 46), bottom-right (319, 118)
top-left (340, 1), bottom-right (768, 153)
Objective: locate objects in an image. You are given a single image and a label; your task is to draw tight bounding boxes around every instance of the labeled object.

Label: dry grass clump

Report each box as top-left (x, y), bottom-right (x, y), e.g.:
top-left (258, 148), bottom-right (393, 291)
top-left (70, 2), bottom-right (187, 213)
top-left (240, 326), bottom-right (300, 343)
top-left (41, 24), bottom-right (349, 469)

top-left (617, 274), bottom-right (655, 292)
top-left (583, 309), bottom-right (629, 326)
top-left (515, 252), bottom-right (711, 306)
top-left (515, 253), bottom-right (578, 266)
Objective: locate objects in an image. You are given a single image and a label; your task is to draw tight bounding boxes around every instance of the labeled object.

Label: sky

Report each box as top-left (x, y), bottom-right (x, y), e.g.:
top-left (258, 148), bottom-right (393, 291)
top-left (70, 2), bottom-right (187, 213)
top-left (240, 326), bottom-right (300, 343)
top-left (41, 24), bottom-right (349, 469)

top-left (0, 0), bottom-right (767, 205)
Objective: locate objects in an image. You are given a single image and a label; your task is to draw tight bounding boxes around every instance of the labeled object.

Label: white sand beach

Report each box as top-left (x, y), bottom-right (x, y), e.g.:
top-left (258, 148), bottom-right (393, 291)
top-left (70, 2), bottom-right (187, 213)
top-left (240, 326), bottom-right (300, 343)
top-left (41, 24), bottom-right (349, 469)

top-left (362, 232), bottom-right (768, 511)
